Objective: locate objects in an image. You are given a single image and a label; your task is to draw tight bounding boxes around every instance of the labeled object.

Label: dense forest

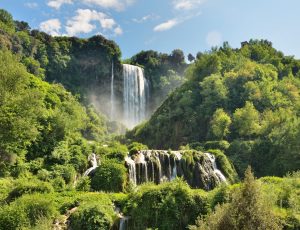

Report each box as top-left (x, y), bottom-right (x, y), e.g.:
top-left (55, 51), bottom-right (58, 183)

top-left (128, 40), bottom-right (300, 177)
top-left (0, 9), bottom-right (299, 230)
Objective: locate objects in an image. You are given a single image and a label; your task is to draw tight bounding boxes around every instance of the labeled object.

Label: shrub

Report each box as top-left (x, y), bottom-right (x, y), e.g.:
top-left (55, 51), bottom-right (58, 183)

top-left (7, 178), bottom-right (53, 201)
top-left (76, 176), bottom-right (91, 192)
top-left (204, 141), bottom-right (230, 151)
top-left (15, 194), bottom-right (57, 226)
top-left (125, 179), bottom-right (210, 230)
top-left (51, 164), bottom-right (76, 184)
top-left (128, 142), bottom-right (148, 155)
top-left (91, 160), bottom-right (127, 192)
top-left (51, 176), bottom-right (66, 192)
top-left (0, 194), bottom-right (57, 229)
top-left (69, 203), bottom-right (115, 230)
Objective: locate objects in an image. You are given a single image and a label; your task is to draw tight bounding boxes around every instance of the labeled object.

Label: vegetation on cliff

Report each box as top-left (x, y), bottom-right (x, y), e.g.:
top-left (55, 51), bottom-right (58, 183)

top-left (128, 40), bottom-right (300, 177)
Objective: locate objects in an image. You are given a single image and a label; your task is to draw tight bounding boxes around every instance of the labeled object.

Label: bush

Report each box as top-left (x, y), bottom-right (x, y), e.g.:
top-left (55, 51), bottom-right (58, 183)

top-left (76, 176), bottom-right (91, 192)
top-left (226, 140), bottom-right (256, 177)
top-left (91, 160), bottom-right (127, 192)
top-left (0, 203), bottom-right (30, 230)
top-left (125, 179), bottom-right (210, 230)
top-left (15, 194), bottom-right (57, 226)
top-left (96, 141), bottom-right (128, 162)
top-left (51, 176), bottom-right (66, 192)
top-left (69, 204), bottom-right (114, 230)
top-left (204, 141), bottom-right (230, 151)
top-left (128, 142), bottom-right (148, 155)
top-left (51, 164), bottom-right (77, 184)
top-left (7, 178), bottom-right (53, 201)
top-left (0, 194), bottom-right (57, 230)
top-left (0, 178), bottom-right (13, 203)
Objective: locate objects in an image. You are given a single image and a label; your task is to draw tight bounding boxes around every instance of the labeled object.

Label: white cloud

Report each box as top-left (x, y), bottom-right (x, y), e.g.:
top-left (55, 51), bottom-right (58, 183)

top-left (173, 0), bottom-right (206, 10)
top-left (132, 14), bottom-right (159, 23)
top-left (114, 26), bottom-right (123, 35)
top-left (153, 12), bottom-right (201, 32)
top-left (153, 19), bottom-right (179, 32)
top-left (82, 0), bottom-right (134, 11)
top-left (65, 9), bottom-right (122, 36)
top-left (47, 0), bottom-right (73, 9)
top-left (39, 19), bottom-right (61, 36)
top-left (25, 2), bottom-right (38, 8)
top-left (206, 30), bottom-right (222, 47)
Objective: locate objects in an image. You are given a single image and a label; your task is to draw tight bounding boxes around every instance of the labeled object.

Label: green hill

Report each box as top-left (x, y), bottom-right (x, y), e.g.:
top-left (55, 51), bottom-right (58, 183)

top-left (128, 40), bottom-right (300, 177)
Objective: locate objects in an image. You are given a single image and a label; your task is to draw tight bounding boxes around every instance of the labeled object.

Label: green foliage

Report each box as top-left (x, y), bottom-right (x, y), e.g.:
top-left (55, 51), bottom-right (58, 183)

top-left (69, 203), bottom-right (114, 230)
top-left (91, 160), bottom-right (127, 192)
top-left (191, 167), bottom-right (282, 230)
top-left (124, 179), bottom-right (210, 230)
top-left (0, 194), bottom-right (57, 230)
top-left (128, 141), bottom-right (148, 155)
top-left (0, 9), bottom-right (15, 33)
top-left (130, 40), bottom-right (300, 177)
top-left (203, 141), bottom-right (230, 151)
top-left (0, 50), bottom-right (42, 161)
top-left (7, 178), bottom-right (53, 201)
top-left (68, 193), bottom-right (116, 230)
top-left (209, 109), bottom-right (231, 140)
top-left (232, 101), bottom-right (261, 137)
top-left (96, 141), bottom-right (128, 162)
top-left (76, 176), bottom-right (91, 192)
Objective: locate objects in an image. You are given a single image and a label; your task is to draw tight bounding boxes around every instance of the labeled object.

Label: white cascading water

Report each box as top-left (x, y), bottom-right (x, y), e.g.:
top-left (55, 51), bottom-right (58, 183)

top-left (125, 150), bottom-right (227, 189)
top-left (110, 61), bottom-right (115, 120)
top-left (83, 153), bottom-right (98, 176)
top-left (123, 64), bottom-right (149, 128)
top-left (119, 217), bottom-right (129, 230)
top-left (205, 153), bottom-right (227, 183)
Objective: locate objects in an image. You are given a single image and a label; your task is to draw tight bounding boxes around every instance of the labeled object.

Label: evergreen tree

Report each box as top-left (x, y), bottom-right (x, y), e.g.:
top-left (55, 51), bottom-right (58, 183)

top-left (191, 167), bottom-right (282, 230)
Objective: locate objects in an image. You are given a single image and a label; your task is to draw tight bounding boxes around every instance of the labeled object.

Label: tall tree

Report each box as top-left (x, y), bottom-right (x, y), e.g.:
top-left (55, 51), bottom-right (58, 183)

top-left (191, 167), bottom-right (282, 230)
top-left (232, 101), bottom-right (261, 138)
top-left (209, 108), bottom-right (231, 140)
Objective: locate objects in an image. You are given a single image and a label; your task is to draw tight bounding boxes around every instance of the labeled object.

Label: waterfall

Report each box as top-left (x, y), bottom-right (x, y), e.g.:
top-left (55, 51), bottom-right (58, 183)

top-left (125, 156), bottom-right (136, 185)
top-left (110, 61), bottom-right (115, 119)
top-left (125, 150), bottom-right (227, 190)
top-left (119, 217), bottom-right (129, 230)
top-left (123, 64), bottom-right (149, 128)
top-left (205, 153), bottom-right (227, 183)
top-left (83, 153), bottom-right (98, 176)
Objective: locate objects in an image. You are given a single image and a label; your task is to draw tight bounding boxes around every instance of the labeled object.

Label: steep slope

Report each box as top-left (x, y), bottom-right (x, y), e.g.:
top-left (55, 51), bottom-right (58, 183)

top-left (128, 40), bottom-right (300, 177)
top-left (0, 49), bottom-right (110, 177)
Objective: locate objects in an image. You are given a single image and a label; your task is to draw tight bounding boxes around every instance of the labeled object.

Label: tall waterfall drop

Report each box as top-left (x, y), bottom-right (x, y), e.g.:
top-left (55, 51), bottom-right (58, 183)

top-left (123, 64), bottom-right (149, 128)
top-left (110, 61), bottom-right (115, 119)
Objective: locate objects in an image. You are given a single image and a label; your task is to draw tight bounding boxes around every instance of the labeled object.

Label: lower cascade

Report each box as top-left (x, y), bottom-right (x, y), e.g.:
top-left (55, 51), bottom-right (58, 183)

top-left (83, 153), bottom-right (99, 176)
top-left (125, 150), bottom-right (227, 190)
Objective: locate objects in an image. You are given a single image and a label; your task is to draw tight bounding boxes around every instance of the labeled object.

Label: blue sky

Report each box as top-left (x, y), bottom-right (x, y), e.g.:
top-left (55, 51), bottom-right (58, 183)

top-left (1, 0), bottom-right (300, 59)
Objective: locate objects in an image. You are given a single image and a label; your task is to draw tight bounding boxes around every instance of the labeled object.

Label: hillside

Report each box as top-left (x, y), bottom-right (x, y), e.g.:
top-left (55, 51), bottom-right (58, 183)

top-left (0, 8), bottom-right (299, 230)
top-left (0, 9), bottom-right (187, 124)
top-left (128, 40), bottom-right (300, 177)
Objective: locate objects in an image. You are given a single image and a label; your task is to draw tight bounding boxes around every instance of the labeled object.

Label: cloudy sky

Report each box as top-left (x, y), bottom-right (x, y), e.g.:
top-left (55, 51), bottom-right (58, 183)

top-left (1, 0), bottom-right (300, 59)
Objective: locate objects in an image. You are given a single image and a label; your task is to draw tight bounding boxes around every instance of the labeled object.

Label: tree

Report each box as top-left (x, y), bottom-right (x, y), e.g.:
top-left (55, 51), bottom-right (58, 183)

top-left (191, 167), bottom-right (282, 230)
top-left (188, 53), bottom-right (195, 62)
top-left (232, 101), bottom-right (261, 137)
top-left (0, 9), bottom-right (14, 28)
top-left (200, 74), bottom-right (228, 116)
top-left (209, 109), bottom-right (231, 140)
top-left (170, 49), bottom-right (185, 64)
